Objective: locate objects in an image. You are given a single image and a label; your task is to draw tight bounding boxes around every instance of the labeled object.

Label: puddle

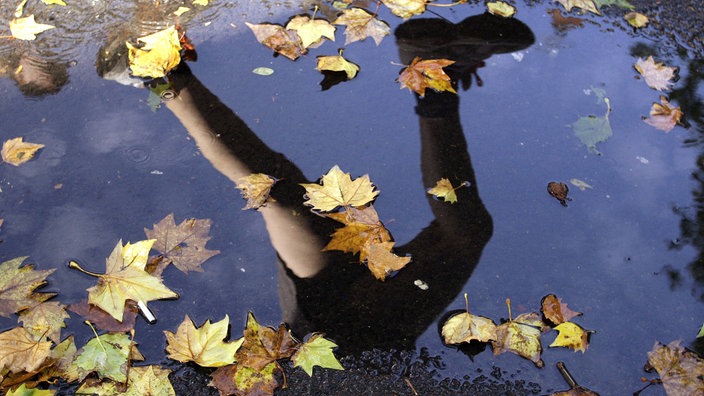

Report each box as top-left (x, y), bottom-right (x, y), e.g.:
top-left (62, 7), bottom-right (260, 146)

top-left (1, 0), bottom-right (702, 394)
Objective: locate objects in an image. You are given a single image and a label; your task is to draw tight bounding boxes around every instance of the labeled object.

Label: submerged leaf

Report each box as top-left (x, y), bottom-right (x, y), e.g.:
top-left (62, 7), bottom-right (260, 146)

top-left (145, 214), bottom-right (220, 274)
top-left (573, 97), bottom-right (612, 154)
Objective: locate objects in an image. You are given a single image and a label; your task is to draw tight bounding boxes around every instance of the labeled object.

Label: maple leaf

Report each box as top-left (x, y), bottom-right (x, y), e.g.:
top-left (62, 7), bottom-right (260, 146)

top-left (246, 22), bottom-right (307, 61)
top-left (301, 165), bottom-right (379, 212)
top-left (398, 57), bottom-right (457, 97)
top-left (362, 241), bottom-right (411, 281)
top-left (236, 173), bottom-right (277, 210)
top-left (285, 15), bottom-right (336, 48)
top-left (1, 137), bottom-right (44, 166)
top-left (382, 0), bottom-right (427, 18)
top-left (324, 205), bottom-right (392, 255)
top-left (124, 365), bottom-right (175, 396)
top-left (18, 301), bottom-right (69, 344)
top-left (541, 294), bottom-right (582, 326)
top-left (316, 52), bottom-right (360, 80)
top-left (644, 96), bottom-right (683, 132)
top-left (0, 326), bottom-right (52, 374)
top-left (427, 178), bottom-right (469, 204)
top-left (126, 26), bottom-right (181, 78)
top-left (210, 361), bottom-right (280, 396)
top-left (73, 332), bottom-right (131, 382)
top-left (236, 312), bottom-right (298, 371)
top-left (625, 11), bottom-right (648, 28)
top-left (165, 314), bottom-right (242, 367)
top-left (556, 0), bottom-right (600, 14)
top-left (0, 257), bottom-right (55, 318)
top-left (491, 300), bottom-right (546, 367)
top-left (38, 335), bottom-right (79, 383)
top-left (145, 213), bottom-right (220, 275)
top-left (291, 334), bottom-right (344, 376)
top-left (646, 340), bottom-right (704, 396)
top-left (9, 15), bottom-right (55, 40)
top-left (635, 56), bottom-right (677, 91)
top-left (70, 240), bottom-right (179, 321)
top-left (550, 322), bottom-right (591, 353)
top-left (487, 1), bottom-right (517, 17)
top-left (333, 7), bottom-right (390, 46)
top-left (69, 299), bottom-right (139, 332)
top-left (442, 294), bottom-right (498, 344)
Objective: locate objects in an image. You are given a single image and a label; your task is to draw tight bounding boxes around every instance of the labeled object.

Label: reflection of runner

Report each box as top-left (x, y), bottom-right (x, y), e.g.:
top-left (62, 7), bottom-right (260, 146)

top-left (0, 53), bottom-right (69, 97)
top-left (156, 13), bottom-right (534, 356)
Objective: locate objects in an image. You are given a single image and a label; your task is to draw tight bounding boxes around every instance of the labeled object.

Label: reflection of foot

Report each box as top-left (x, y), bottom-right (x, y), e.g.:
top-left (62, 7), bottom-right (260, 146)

top-left (395, 13), bottom-right (535, 90)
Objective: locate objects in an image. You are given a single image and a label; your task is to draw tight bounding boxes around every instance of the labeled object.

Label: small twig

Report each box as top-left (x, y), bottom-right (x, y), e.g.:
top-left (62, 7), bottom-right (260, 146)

top-left (404, 378), bottom-right (419, 396)
top-left (556, 361), bottom-right (578, 388)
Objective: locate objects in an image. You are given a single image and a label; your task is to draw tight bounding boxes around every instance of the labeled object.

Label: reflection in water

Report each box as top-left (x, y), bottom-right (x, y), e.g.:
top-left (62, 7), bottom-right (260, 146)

top-left (141, 13), bottom-right (535, 355)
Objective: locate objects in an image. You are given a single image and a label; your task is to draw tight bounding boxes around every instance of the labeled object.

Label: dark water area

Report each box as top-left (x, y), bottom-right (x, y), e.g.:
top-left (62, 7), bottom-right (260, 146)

top-left (1, 0), bottom-right (703, 394)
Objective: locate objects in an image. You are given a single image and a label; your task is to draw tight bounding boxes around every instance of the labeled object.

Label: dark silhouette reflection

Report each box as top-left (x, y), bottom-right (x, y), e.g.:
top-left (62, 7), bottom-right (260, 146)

top-left (156, 13), bottom-right (533, 355)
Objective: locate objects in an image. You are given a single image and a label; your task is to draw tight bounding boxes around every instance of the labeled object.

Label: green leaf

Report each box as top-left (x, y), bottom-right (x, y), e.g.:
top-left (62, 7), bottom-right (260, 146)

top-left (291, 334), bottom-right (344, 376)
top-left (74, 332), bottom-right (131, 382)
top-left (6, 384), bottom-right (55, 396)
top-left (698, 323), bottom-right (704, 338)
top-left (593, 0), bottom-right (634, 10)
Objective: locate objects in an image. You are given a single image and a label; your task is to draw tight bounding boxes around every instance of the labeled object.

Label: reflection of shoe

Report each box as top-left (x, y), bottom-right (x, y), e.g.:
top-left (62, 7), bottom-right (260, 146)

top-left (395, 13), bottom-right (535, 90)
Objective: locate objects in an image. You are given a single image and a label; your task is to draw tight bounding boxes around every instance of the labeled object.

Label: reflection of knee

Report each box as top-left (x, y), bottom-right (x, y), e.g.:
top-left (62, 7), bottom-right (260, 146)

top-left (415, 91), bottom-right (460, 118)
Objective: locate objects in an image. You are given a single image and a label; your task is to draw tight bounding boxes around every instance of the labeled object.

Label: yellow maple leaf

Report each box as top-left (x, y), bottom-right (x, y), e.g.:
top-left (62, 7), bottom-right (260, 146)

top-left (381, 0), bottom-right (427, 19)
top-left (70, 240), bottom-right (179, 321)
top-left (165, 314), bottom-right (243, 367)
top-left (442, 294), bottom-right (498, 344)
top-left (333, 7), bottom-right (390, 46)
top-left (487, 1), bottom-right (517, 17)
top-left (9, 15), bottom-right (55, 40)
top-left (126, 26), bottom-right (182, 78)
top-left (625, 11), bottom-right (648, 28)
top-left (324, 206), bottom-right (392, 254)
top-left (398, 57), bottom-right (457, 97)
top-left (1, 137), bottom-right (44, 166)
top-left (301, 165), bottom-right (379, 212)
top-left (0, 326), bottom-right (52, 373)
top-left (556, 0), bottom-right (600, 15)
top-left (550, 321), bottom-right (590, 352)
top-left (125, 365), bottom-right (175, 396)
top-left (634, 56), bottom-right (677, 91)
top-left (316, 53), bottom-right (360, 79)
top-left (427, 178), bottom-right (469, 204)
top-left (236, 173), bottom-right (277, 210)
top-left (285, 15), bottom-right (336, 48)
top-left (362, 241), bottom-right (411, 281)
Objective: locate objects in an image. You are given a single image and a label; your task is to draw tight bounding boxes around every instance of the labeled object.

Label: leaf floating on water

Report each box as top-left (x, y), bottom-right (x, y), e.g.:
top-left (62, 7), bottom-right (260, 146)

top-left (593, 0), bottom-right (634, 10)
top-left (316, 52), bottom-right (360, 80)
top-left (381, 0), bottom-right (427, 19)
top-left (252, 67), bottom-right (274, 76)
top-left (550, 322), bottom-right (591, 353)
top-left (442, 294), bottom-right (498, 344)
top-left (427, 178), bottom-right (469, 204)
top-left (398, 57), bottom-right (456, 97)
top-left (301, 165), bottom-right (378, 212)
top-left (333, 7), bottom-right (390, 46)
top-left (0, 326), bottom-right (53, 374)
top-left (635, 56), bottom-right (677, 91)
top-left (41, 0), bottom-right (66, 5)
top-left (491, 300), bottom-right (546, 367)
top-left (487, 1), bottom-right (517, 17)
top-left (555, 0), bottom-right (600, 15)
top-left (1, 137), bottom-right (44, 166)
top-left (73, 332), bottom-right (132, 382)
top-left (9, 15), bottom-right (55, 40)
top-left (0, 257), bottom-right (55, 318)
top-left (165, 314), bottom-right (243, 367)
top-left (291, 334), bottom-right (344, 376)
top-left (644, 96), bottom-right (682, 132)
top-left (547, 182), bottom-right (572, 207)
top-left (236, 173), bottom-right (277, 209)
top-left (126, 365), bottom-right (175, 396)
top-left (246, 22), bottom-right (307, 60)
top-left (285, 15), bottom-right (336, 48)
top-left (646, 340), bottom-right (704, 396)
top-left (126, 26), bottom-right (182, 78)
top-left (625, 11), bottom-right (648, 28)
top-left (541, 294), bottom-right (582, 326)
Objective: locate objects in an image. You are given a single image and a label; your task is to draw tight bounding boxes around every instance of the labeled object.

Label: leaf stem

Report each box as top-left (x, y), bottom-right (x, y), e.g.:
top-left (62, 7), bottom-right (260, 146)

top-left (68, 260), bottom-right (102, 277)
top-left (506, 298), bottom-right (513, 321)
top-left (463, 293), bottom-right (469, 313)
top-left (85, 320), bottom-right (107, 354)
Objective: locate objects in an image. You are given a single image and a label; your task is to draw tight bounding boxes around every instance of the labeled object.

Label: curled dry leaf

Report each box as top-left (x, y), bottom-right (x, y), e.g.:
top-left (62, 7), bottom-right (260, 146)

top-left (246, 22), bottom-right (306, 61)
top-left (644, 96), bottom-right (682, 132)
top-left (492, 311), bottom-right (546, 368)
top-left (487, 1), bottom-right (517, 18)
top-left (1, 137), bottom-right (44, 166)
top-left (625, 11), bottom-right (648, 28)
top-left (333, 7), bottom-right (390, 45)
top-left (555, 0), bottom-right (600, 15)
top-left (541, 294), bottom-right (582, 325)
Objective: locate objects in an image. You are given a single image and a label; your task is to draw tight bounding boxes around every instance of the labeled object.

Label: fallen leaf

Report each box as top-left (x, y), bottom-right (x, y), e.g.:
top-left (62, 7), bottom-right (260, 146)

top-left (0, 326), bottom-right (52, 373)
top-left (547, 182), bottom-right (572, 207)
top-left (301, 165), bottom-right (379, 212)
top-left (593, 0), bottom-right (633, 9)
top-left (624, 11), bottom-right (648, 28)
top-left (126, 26), bottom-right (182, 78)
top-left (491, 300), bottom-right (546, 367)
top-left (164, 314), bottom-right (242, 367)
top-left (316, 53), bottom-right (360, 80)
top-left (573, 97), bottom-right (612, 154)
top-left (236, 173), bottom-right (278, 210)
top-left (555, 0), bottom-right (600, 14)
top-left (125, 365), bottom-right (175, 396)
top-left (173, 6), bottom-right (190, 16)
top-left (71, 240), bottom-right (179, 322)
top-left (547, 9), bottom-right (584, 31)
top-left (145, 214), bottom-right (220, 275)
top-left (41, 0), bottom-right (66, 5)
top-left (246, 22), bottom-right (306, 61)
top-left (285, 15), bottom-right (336, 48)
top-left (18, 301), bottom-right (69, 344)
top-left (252, 67), bottom-right (274, 76)
top-left (0, 257), bottom-right (55, 318)
top-left (9, 15), bottom-right (55, 40)
top-left (73, 332), bottom-right (131, 382)
top-left (291, 334), bottom-right (344, 376)
top-left (333, 7), bottom-right (390, 45)
top-left (427, 178), bottom-right (469, 204)
top-left (324, 205), bottom-right (392, 255)
top-left (398, 57), bottom-right (456, 97)
top-left (1, 137), bottom-right (44, 166)
top-left (541, 294), bottom-right (582, 326)
top-left (382, 0), bottom-right (426, 18)
top-left (635, 56), bottom-right (677, 91)
top-left (647, 340), bottom-right (704, 396)
top-left (644, 96), bottom-right (682, 132)
top-left (487, 1), bottom-right (517, 17)
top-left (68, 299), bottom-right (138, 332)
top-left (550, 322), bottom-right (591, 352)
top-left (442, 293), bottom-right (498, 344)
top-left (362, 241), bottom-right (411, 281)
top-left (193, 0), bottom-right (209, 5)
top-left (236, 312), bottom-right (297, 370)
top-left (39, 335), bottom-right (79, 383)
top-left (569, 178), bottom-right (592, 191)
top-left (5, 384), bottom-right (55, 396)
top-left (210, 361), bottom-right (280, 396)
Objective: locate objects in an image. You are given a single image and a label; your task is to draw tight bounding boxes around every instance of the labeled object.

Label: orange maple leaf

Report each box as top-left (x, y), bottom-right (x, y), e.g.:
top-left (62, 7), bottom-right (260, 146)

top-left (398, 57), bottom-right (456, 97)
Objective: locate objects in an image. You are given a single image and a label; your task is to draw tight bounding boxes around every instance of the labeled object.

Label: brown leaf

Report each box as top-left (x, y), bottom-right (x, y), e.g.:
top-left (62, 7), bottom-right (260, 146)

top-left (18, 300), bottom-right (69, 344)
top-left (236, 173), bottom-right (277, 210)
top-left (210, 361), bottom-right (280, 396)
top-left (333, 7), bottom-right (390, 46)
top-left (541, 294), bottom-right (582, 325)
top-left (361, 241), bottom-right (411, 281)
top-left (0, 326), bottom-right (52, 373)
top-left (547, 9), bottom-right (584, 31)
top-left (491, 306), bottom-right (546, 368)
top-left (0, 257), bottom-right (55, 318)
top-left (397, 57), bottom-right (456, 97)
top-left (324, 205), bottom-right (392, 255)
top-left (644, 96), bottom-right (683, 132)
top-left (144, 213), bottom-right (220, 275)
top-left (68, 299), bottom-right (138, 332)
top-left (246, 22), bottom-right (306, 61)
top-left (647, 340), bottom-right (704, 396)
top-left (1, 137), bottom-right (44, 166)
top-left (236, 312), bottom-right (298, 371)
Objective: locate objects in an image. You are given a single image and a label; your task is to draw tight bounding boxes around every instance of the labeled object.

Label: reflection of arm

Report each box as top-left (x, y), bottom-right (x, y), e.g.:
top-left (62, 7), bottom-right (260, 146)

top-left (165, 67), bottom-right (328, 277)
